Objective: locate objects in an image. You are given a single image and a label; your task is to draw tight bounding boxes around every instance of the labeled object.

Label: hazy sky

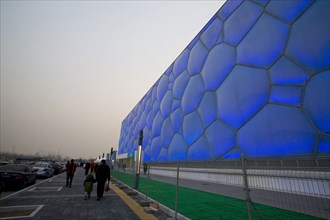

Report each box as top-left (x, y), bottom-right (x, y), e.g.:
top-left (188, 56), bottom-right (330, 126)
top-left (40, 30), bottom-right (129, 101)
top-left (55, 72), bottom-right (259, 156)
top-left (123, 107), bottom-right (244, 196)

top-left (0, 0), bottom-right (225, 159)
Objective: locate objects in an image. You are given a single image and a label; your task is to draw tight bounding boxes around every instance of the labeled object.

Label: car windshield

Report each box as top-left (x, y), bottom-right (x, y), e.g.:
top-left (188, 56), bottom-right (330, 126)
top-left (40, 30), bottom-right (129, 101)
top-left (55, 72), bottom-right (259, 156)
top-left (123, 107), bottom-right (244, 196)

top-left (34, 163), bottom-right (47, 168)
top-left (0, 164), bottom-right (27, 172)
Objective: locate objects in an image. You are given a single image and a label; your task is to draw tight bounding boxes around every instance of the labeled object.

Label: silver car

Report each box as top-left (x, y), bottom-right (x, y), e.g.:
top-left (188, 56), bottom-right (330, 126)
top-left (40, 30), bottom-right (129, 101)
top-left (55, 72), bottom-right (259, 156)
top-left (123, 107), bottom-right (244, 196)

top-left (32, 162), bottom-right (54, 178)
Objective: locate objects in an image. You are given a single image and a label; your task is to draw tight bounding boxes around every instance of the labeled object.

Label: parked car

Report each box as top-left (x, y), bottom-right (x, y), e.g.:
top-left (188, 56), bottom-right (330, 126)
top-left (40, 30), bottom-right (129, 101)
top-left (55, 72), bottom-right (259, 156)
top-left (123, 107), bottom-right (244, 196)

top-left (57, 162), bottom-right (66, 172)
top-left (51, 163), bottom-right (63, 175)
top-left (0, 174), bottom-right (3, 194)
top-left (32, 162), bottom-right (54, 178)
top-left (0, 164), bottom-right (37, 189)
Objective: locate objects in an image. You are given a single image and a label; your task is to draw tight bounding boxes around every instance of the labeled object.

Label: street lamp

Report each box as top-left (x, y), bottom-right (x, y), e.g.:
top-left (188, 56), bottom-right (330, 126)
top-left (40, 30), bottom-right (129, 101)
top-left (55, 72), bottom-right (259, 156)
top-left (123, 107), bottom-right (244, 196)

top-left (134, 129), bottom-right (143, 189)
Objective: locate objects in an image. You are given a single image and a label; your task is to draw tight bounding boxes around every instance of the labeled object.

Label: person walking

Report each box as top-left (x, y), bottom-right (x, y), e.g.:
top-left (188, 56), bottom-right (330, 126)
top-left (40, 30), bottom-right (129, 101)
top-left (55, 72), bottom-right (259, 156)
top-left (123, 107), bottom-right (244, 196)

top-left (84, 162), bottom-right (90, 175)
top-left (66, 159), bottom-right (76, 187)
top-left (83, 173), bottom-right (96, 200)
top-left (90, 160), bottom-right (95, 173)
top-left (95, 160), bottom-right (110, 201)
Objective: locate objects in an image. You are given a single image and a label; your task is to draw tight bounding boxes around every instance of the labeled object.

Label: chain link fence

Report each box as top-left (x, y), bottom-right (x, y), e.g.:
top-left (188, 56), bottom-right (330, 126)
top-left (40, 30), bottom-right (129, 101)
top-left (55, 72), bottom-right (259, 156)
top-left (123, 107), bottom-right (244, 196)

top-left (111, 156), bottom-right (330, 220)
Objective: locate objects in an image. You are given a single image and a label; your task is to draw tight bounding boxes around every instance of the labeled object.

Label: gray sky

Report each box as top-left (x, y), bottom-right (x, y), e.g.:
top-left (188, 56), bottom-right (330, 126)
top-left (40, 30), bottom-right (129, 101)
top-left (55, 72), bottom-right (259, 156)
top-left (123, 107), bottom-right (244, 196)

top-left (0, 0), bottom-right (225, 159)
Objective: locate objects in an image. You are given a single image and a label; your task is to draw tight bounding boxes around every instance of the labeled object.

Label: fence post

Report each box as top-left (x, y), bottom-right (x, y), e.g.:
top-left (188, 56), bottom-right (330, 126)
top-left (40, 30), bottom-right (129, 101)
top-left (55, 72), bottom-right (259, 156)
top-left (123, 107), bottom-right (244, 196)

top-left (175, 160), bottom-right (180, 220)
top-left (242, 156), bottom-right (252, 220)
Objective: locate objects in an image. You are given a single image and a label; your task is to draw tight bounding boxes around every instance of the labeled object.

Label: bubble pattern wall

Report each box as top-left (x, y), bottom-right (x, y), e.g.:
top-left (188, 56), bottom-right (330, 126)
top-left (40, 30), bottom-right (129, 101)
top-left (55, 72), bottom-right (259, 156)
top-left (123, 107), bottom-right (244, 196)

top-left (119, 0), bottom-right (330, 162)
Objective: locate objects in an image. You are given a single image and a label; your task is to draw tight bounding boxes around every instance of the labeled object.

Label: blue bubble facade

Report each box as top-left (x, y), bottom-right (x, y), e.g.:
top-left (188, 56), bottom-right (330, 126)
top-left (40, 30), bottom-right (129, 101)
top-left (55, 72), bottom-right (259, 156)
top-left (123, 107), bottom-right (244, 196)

top-left (119, 0), bottom-right (330, 162)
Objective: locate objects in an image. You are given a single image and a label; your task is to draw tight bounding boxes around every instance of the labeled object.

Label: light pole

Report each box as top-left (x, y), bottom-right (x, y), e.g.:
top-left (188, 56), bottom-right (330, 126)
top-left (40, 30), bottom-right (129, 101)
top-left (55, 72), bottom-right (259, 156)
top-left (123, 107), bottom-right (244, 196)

top-left (134, 129), bottom-right (143, 189)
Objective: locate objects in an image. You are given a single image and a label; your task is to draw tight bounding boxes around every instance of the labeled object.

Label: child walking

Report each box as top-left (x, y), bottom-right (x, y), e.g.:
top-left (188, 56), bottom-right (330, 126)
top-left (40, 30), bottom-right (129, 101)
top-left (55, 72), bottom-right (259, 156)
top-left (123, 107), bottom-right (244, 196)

top-left (83, 173), bottom-right (96, 200)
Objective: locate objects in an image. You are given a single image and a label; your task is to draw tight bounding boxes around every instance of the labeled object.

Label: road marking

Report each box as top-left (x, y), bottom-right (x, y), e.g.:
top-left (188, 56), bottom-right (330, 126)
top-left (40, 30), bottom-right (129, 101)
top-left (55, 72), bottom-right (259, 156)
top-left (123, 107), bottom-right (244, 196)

top-left (0, 173), bottom-right (63, 200)
top-left (112, 184), bottom-right (157, 220)
top-left (0, 205), bottom-right (44, 219)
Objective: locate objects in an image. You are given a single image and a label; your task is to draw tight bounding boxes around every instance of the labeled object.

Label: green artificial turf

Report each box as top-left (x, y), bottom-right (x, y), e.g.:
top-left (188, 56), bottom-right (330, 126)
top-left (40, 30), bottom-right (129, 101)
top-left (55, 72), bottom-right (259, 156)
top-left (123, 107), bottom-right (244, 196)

top-left (111, 170), bottom-right (321, 220)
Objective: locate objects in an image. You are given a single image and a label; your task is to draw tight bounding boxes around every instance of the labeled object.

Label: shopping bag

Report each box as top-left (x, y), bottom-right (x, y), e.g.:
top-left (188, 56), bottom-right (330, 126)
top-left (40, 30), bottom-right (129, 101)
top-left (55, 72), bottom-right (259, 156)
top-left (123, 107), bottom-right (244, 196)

top-left (104, 181), bottom-right (110, 192)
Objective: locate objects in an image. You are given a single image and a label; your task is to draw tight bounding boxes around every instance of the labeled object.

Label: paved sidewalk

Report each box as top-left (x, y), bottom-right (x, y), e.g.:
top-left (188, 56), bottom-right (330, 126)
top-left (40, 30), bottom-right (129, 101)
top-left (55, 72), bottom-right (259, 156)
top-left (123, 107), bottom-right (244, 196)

top-left (0, 167), bottom-right (159, 220)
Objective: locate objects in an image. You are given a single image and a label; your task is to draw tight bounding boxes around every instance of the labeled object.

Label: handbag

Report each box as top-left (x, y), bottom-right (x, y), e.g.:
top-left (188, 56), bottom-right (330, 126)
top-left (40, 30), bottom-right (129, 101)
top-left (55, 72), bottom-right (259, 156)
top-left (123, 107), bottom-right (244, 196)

top-left (104, 181), bottom-right (110, 192)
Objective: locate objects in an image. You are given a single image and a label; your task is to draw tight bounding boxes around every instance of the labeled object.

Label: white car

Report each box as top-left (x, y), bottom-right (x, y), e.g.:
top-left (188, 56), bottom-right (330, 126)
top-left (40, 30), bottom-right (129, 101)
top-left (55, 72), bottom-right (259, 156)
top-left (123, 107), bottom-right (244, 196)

top-left (32, 162), bottom-right (54, 178)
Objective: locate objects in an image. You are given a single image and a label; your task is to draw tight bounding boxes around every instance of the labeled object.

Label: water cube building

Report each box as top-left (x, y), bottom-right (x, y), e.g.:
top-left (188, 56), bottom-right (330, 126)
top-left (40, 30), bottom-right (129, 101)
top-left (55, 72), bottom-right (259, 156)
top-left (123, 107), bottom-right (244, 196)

top-left (118, 0), bottom-right (330, 163)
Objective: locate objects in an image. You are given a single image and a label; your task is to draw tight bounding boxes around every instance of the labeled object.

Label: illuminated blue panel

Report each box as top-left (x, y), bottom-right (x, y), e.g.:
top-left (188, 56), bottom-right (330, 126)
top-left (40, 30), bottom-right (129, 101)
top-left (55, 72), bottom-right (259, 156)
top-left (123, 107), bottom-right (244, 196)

top-left (146, 97), bottom-right (153, 114)
top-left (143, 146), bottom-right (151, 161)
top-left (265, 0), bottom-right (312, 23)
top-left (216, 34), bottom-right (223, 44)
top-left (252, 0), bottom-right (270, 6)
top-left (168, 83), bottom-right (173, 90)
top-left (317, 135), bottom-right (330, 154)
top-left (183, 111), bottom-right (204, 145)
top-left (157, 148), bottom-right (168, 162)
top-left (157, 75), bottom-right (169, 102)
top-left (127, 113), bottom-right (133, 125)
top-left (142, 127), bottom-right (149, 149)
top-left (150, 137), bottom-right (161, 160)
top-left (286, 0), bottom-right (330, 71)
top-left (205, 120), bottom-right (235, 159)
top-left (217, 66), bottom-right (269, 128)
top-left (135, 121), bottom-right (141, 138)
top-left (165, 65), bottom-right (172, 76)
top-left (303, 70), bottom-right (330, 134)
top-left (169, 72), bottom-right (175, 83)
top-left (146, 108), bottom-right (154, 129)
top-left (151, 85), bottom-right (158, 103)
top-left (137, 101), bottom-right (145, 118)
top-left (188, 136), bottom-right (212, 160)
top-left (146, 89), bottom-right (152, 99)
top-left (187, 41), bottom-right (208, 76)
top-left (197, 92), bottom-right (217, 127)
top-left (152, 100), bottom-right (160, 116)
top-left (182, 75), bottom-right (204, 114)
top-left (270, 56), bottom-right (309, 84)
top-left (200, 16), bottom-right (216, 36)
top-left (152, 112), bottom-right (163, 137)
top-left (132, 139), bottom-right (137, 151)
top-left (237, 14), bottom-right (289, 68)
top-left (222, 148), bottom-right (242, 159)
top-left (201, 44), bottom-right (236, 90)
top-left (169, 134), bottom-right (187, 161)
top-left (173, 49), bottom-right (190, 77)
top-left (200, 18), bottom-right (222, 49)
top-left (161, 117), bottom-right (174, 148)
top-left (171, 100), bottom-right (180, 112)
top-left (218, 0), bottom-right (243, 20)
top-left (238, 104), bottom-right (317, 157)
top-left (160, 90), bottom-right (173, 118)
top-left (170, 108), bottom-right (183, 132)
top-left (129, 122), bottom-right (134, 138)
top-left (224, 1), bottom-right (263, 46)
top-left (173, 70), bottom-right (189, 99)
top-left (187, 34), bottom-right (199, 50)
top-left (140, 111), bottom-right (147, 129)
top-left (270, 86), bottom-right (303, 105)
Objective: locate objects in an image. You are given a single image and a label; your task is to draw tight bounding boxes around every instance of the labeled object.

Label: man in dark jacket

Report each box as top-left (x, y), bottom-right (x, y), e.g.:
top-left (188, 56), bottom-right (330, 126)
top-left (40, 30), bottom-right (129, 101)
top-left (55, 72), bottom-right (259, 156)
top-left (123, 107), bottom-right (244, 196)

top-left (66, 159), bottom-right (76, 187)
top-left (95, 160), bottom-right (110, 201)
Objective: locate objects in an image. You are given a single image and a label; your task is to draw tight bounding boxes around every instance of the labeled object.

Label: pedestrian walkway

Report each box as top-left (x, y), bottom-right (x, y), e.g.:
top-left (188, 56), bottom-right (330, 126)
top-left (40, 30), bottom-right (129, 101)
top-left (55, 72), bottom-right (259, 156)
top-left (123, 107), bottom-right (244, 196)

top-left (0, 167), bottom-right (162, 220)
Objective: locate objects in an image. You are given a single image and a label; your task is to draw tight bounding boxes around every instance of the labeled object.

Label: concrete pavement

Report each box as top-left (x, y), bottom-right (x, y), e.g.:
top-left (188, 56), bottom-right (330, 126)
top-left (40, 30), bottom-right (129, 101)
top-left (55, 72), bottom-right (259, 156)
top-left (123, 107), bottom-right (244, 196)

top-left (0, 167), bottom-right (166, 220)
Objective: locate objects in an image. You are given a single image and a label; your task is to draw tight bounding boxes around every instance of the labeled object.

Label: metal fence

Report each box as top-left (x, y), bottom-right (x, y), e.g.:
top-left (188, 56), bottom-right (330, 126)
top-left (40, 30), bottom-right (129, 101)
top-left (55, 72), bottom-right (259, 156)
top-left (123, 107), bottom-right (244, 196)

top-left (111, 156), bottom-right (330, 220)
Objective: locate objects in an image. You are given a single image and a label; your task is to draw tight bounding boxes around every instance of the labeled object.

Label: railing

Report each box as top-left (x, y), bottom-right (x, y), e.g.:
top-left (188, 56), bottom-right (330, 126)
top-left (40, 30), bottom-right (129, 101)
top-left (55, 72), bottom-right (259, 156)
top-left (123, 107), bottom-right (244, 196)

top-left (111, 156), bottom-right (330, 220)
